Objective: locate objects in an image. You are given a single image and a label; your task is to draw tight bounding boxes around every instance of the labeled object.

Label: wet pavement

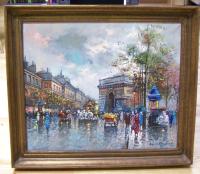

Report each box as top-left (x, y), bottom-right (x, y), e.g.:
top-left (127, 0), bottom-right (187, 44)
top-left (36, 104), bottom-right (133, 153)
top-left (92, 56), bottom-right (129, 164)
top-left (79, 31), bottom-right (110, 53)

top-left (27, 117), bottom-right (177, 151)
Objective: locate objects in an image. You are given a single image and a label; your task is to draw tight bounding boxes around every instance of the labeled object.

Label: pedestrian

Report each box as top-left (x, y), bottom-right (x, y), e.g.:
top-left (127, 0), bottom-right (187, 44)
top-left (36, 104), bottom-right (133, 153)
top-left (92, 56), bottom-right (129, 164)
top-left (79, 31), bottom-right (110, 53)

top-left (58, 110), bottom-right (65, 126)
top-left (120, 111), bottom-right (124, 121)
top-left (53, 112), bottom-right (58, 127)
top-left (168, 111), bottom-right (173, 128)
top-left (33, 119), bottom-right (38, 130)
top-left (50, 111), bottom-right (53, 123)
top-left (139, 111), bottom-right (143, 131)
top-left (131, 111), bottom-right (140, 138)
top-left (44, 110), bottom-right (51, 136)
top-left (124, 112), bottom-right (131, 128)
top-left (35, 107), bottom-right (44, 133)
top-left (36, 112), bottom-right (40, 122)
top-left (173, 111), bottom-right (177, 125)
top-left (34, 112), bottom-right (40, 130)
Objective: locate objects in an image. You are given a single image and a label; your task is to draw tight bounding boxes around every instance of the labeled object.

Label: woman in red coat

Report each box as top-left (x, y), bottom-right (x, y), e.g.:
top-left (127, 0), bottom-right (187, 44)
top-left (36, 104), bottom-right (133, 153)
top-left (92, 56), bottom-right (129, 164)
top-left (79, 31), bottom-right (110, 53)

top-left (132, 112), bottom-right (140, 138)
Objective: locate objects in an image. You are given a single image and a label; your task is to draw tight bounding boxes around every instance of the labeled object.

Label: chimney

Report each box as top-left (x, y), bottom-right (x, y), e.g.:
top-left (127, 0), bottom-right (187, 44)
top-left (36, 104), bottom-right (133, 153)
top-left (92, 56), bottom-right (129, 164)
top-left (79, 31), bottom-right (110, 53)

top-left (23, 56), bottom-right (28, 69)
top-left (28, 60), bottom-right (36, 73)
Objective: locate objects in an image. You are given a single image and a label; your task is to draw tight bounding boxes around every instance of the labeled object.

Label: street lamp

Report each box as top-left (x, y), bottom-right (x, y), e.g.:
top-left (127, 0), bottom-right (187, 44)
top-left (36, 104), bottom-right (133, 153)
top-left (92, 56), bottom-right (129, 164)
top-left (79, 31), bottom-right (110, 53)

top-left (133, 91), bottom-right (136, 111)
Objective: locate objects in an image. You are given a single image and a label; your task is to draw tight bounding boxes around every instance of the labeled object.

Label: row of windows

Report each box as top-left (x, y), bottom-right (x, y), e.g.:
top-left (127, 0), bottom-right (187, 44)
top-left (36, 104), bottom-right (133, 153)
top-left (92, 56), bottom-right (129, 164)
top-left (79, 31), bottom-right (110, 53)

top-left (65, 89), bottom-right (75, 99)
top-left (43, 82), bottom-right (51, 88)
top-left (53, 84), bottom-right (62, 93)
top-left (24, 73), bottom-right (41, 87)
top-left (26, 78), bottom-right (87, 101)
top-left (76, 93), bottom-right (81, 98)
top-left (126, 89), bottom-right (133, 94)
top-left (65, 90), bottom-right (87, 102)
top-left (42, 82), bottom-right (62, 94)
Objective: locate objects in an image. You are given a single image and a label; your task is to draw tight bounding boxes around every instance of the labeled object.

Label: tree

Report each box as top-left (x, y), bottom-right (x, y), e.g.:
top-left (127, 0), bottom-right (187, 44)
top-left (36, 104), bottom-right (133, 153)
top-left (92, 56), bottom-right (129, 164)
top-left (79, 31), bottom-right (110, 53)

top-left (162, 63), bottom-right (179, 109)
top-left (112, 25), bottom-right (178, 111)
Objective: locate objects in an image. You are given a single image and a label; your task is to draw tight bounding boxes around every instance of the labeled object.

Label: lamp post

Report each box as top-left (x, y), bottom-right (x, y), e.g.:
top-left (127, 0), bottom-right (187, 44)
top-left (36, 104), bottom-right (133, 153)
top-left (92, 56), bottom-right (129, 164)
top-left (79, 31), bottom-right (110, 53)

top-left (133, 91), bottom-right (136, 111)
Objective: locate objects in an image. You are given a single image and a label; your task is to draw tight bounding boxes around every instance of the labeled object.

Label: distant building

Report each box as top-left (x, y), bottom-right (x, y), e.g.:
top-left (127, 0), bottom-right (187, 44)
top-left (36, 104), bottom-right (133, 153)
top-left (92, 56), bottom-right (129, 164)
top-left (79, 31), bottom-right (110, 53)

top-left (37, 69), bottom-right (62, 96)
top-left (24, 58), bottom-right (90, 110)
top-left (55, 70), bottom-right (89, 109)
top-left (74, 88), bottom-right (89, 108)
top-left (55, 71), bottom-right (76, 102)
top-left (24, 59), bottom-right (42, 107)
top-left (98, 74), bottom-right (140, 113)
top-left (24, 60), bottom-right (42, 89)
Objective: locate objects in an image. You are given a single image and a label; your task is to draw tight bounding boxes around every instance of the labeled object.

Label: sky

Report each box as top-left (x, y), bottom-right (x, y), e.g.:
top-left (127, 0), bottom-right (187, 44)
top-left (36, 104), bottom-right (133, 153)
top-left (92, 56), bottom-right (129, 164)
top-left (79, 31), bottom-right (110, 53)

top-left (23, 23), bottom-right (181, 100)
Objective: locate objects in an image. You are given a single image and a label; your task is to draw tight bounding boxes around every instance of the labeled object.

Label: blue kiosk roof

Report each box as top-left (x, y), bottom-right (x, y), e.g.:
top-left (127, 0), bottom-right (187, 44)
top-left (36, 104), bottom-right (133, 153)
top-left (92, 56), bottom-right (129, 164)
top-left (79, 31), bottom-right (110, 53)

top-left (148, 85), bottom-right (161, 101)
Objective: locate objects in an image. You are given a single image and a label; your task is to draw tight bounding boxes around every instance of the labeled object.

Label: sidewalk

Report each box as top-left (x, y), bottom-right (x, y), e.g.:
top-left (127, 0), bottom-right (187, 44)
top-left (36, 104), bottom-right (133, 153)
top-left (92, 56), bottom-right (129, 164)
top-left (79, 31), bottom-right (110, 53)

top-left (0, 116), bottom-right (199, 173)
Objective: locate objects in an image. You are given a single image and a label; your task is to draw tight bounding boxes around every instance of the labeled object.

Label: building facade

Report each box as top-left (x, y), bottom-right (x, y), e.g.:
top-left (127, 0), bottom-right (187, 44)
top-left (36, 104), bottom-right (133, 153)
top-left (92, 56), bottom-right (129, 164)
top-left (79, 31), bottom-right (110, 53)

top-left (37, 69), bottom-right (62, 96)
top-left (24, 60), bottom-right (42, 108)
top-left (98, 74), bottom-right (140, 113)
top-left (74, 88), bottom-right (88, 108)
top-left (54, 71), bottom-right (89, 108)
top-left (24, 59), bottom-right (89, 110)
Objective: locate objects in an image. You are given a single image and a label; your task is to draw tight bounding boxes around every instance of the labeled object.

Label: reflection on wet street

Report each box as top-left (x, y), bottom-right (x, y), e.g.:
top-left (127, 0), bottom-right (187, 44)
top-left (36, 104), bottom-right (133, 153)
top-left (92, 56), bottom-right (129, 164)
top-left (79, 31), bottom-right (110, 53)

top-left (27, 116), bottom-right (177, 151)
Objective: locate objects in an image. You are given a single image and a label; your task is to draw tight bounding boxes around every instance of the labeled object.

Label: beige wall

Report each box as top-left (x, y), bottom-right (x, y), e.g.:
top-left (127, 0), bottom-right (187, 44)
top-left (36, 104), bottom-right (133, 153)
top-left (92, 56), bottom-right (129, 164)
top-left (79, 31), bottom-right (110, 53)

top-left (1, 6), bottom-right (199, 118)
top-left (0, 3), bottom-right (199, 162)
top-left (0, 7), bottom-right (8, 118)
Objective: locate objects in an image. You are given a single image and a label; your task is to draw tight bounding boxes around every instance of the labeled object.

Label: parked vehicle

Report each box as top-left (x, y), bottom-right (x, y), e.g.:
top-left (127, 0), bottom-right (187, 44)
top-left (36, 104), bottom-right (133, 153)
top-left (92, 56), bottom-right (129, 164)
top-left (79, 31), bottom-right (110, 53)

top-left (58, 110), bottom-right (71, 126)
top-left (148, 109), bottom-right (168, 131)
top-left (104, 113), bottom-right (118, 127)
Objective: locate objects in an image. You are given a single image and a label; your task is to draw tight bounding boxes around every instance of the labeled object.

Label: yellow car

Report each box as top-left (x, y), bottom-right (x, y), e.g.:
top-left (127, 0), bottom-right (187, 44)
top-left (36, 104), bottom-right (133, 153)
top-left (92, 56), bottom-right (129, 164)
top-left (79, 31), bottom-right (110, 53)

top-left (104, 113), bottom-right (118, 127)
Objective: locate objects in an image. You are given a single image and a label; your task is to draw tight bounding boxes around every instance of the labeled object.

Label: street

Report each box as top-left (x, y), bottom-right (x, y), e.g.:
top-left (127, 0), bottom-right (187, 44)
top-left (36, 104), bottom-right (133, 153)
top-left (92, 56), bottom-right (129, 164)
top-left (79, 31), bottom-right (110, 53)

top-left (27, 116), bottom-right (177, 151)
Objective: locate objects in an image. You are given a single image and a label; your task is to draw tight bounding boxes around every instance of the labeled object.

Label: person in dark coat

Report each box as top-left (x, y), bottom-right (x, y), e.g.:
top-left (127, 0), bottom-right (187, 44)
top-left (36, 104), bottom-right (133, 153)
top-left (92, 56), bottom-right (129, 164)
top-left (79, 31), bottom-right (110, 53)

top-left (132, 112), bottom-right (140, 138)
top-left (168, 111), bottom-right (173, 128)
top-left (44, 110), bottom-right (51, 135)
top-left (35, 107), bottom-right (44, 133)
top-left (124, 112), bottom-right (131, 128)
top-left (124, 112), bottom-right (131, 146)
top-left (139, 111), bottom-right (143, 131)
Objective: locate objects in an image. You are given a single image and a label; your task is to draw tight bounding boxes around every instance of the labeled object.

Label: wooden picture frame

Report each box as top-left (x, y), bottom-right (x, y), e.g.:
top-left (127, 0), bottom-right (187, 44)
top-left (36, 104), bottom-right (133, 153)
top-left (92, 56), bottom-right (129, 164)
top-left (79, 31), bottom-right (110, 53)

top-left (5, 5), bottom-right (199, 169)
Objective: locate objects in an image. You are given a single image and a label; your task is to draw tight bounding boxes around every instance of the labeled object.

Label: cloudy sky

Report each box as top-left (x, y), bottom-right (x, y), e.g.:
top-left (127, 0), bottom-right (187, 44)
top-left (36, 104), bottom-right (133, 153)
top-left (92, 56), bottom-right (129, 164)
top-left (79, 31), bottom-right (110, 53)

top-left (23, 23), bottom-right (181, 100)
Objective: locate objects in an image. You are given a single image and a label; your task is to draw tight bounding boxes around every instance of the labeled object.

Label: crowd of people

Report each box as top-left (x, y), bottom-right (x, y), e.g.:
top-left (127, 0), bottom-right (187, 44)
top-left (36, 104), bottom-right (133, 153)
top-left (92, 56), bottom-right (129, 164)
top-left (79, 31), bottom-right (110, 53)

top-left (25, 105), bottom-right (176, 141)
top-left (122, 109), bottom-right (176, 140)
top-left (26, 107), bottom-right (73, 135)
top-left (123, 111), bottom-right (143, 139)
top-left (26, 107), bottom-right (100, 134)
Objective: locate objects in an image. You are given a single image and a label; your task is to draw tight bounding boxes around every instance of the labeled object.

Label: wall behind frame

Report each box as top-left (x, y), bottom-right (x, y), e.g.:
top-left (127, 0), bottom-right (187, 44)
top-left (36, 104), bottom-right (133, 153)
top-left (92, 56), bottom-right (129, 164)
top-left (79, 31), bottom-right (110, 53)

top-left (0, 4), bottom-right (199, 166)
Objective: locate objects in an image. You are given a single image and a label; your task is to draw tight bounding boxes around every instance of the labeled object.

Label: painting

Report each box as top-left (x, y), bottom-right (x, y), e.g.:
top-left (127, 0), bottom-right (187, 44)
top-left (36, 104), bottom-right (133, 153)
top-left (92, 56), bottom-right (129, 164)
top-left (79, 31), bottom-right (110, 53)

top-left (6, 5), bottom-right (199, 168)
top-left (23, 23), bottom-right (181, 151)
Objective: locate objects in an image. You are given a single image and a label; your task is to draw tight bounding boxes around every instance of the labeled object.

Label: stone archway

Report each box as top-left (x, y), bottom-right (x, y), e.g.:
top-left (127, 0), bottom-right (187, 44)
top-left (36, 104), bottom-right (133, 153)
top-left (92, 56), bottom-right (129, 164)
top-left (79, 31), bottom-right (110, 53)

top-left (108, 92), bottom-right (115, 113)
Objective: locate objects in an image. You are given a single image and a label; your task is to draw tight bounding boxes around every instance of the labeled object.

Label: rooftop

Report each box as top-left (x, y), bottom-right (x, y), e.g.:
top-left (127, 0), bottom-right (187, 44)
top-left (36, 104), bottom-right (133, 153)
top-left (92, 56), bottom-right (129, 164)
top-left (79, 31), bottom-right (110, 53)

top-left (99, 74), bottom-right (133, 86)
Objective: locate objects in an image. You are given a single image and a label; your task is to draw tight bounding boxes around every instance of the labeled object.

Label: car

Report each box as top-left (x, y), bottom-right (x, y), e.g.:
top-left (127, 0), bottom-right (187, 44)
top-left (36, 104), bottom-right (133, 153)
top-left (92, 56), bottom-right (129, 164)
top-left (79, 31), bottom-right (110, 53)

top-left (103, 113), bottom-right (118, 127)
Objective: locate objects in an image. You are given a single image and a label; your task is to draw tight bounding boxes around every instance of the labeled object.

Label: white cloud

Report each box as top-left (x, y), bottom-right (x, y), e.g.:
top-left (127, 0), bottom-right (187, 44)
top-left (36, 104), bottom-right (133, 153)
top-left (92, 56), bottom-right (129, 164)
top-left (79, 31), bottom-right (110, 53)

top-left (105, 28), bottom-right (115, 36)
top-left (23, 23), bottom-right (181, 100)
top-left (85, 39), bottom-right (109, 58)
top-left (71, 66), bottom-right (99, 98)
